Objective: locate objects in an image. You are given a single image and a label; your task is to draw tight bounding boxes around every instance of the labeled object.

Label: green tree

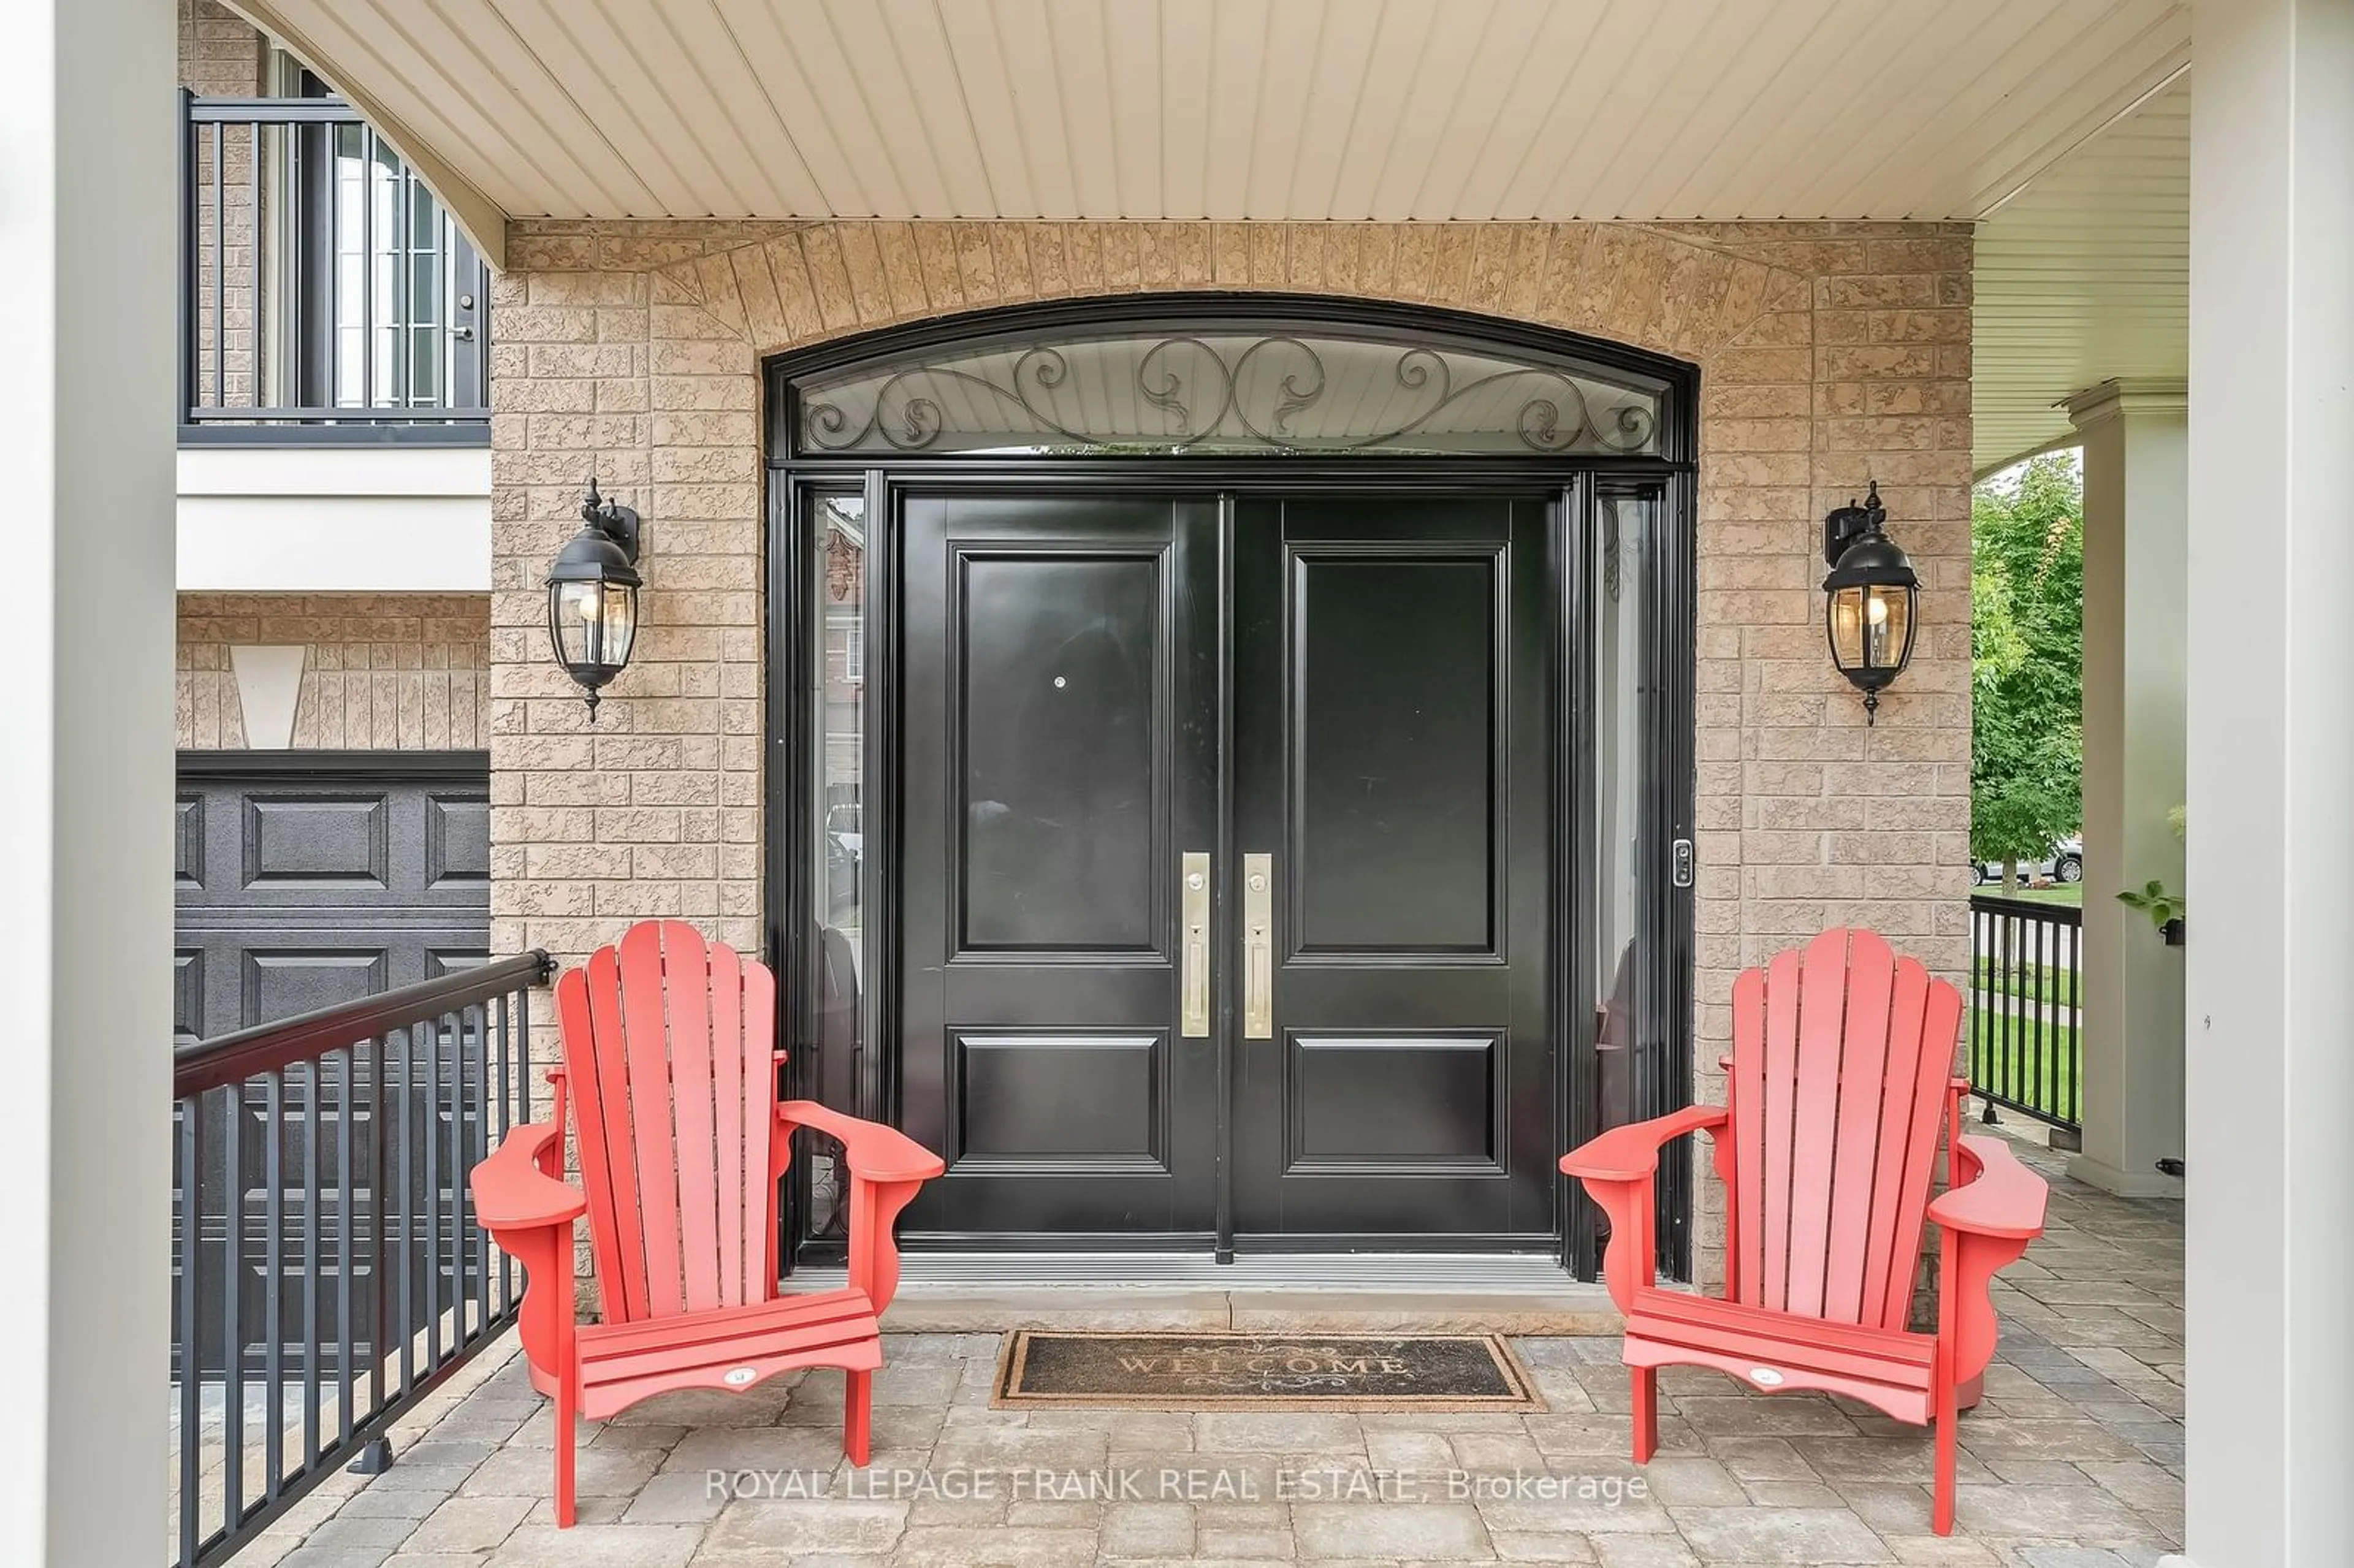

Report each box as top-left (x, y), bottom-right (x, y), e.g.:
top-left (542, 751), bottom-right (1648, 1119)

top-left (1971, 453), bottom-right (2084, 890)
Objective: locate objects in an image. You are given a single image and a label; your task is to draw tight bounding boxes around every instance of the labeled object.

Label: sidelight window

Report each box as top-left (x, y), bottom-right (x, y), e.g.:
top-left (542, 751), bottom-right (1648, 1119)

top-left (801, 493), bottom-right (869, 1240)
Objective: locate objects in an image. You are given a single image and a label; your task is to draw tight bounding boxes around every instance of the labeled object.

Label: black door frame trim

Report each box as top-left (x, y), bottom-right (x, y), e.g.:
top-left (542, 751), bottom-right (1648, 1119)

top-left (763, 294), bottom-right (1697, 1280)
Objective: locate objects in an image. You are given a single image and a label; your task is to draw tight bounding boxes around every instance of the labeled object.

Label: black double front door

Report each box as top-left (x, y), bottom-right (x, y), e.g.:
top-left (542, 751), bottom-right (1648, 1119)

top-left (898, 490), bottom-right (1555, 1249)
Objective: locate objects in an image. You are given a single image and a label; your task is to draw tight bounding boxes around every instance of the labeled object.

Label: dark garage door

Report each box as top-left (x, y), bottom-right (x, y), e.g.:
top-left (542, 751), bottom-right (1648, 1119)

top-left (173, 750), bottom-right (492, 1376)
top-left (174, 750), bottom-right (492, 1041)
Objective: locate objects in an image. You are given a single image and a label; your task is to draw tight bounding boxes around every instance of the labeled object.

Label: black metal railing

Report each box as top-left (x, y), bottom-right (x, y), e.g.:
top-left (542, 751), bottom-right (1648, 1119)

top-left (180, 92), bottom-right (490, 444)
top-left (170, 951), bottom-right (550, 1568)
top-left (1968, 894), bottom-right (2082, 1130)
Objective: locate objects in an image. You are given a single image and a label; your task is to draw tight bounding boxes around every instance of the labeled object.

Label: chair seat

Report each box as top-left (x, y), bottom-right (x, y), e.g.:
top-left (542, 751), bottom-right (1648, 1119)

top-left (1623, 1287), bottom-right (1937, 1425)
top-left (574, 1288), bottom-right (883, 1421)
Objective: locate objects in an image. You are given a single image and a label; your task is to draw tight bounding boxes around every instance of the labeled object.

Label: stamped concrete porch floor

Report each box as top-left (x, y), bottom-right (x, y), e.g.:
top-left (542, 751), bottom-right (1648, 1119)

top-left (240, 1144), bottom-right (2184, 1567)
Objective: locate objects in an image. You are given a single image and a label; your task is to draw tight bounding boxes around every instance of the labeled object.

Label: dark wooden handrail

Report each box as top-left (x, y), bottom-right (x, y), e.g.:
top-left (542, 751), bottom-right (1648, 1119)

top-left (174, 950), bottom-right (554, 1097)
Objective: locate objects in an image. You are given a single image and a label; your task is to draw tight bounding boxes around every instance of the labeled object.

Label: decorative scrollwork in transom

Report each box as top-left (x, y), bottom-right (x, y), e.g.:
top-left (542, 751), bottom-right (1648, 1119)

top-left (793, 329), bottom-right (1664, 458)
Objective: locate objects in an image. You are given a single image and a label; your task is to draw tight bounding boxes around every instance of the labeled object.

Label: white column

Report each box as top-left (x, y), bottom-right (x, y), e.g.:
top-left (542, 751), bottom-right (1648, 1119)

top-left (2068, 381), bottom-right (2187, 1197)
top-left (2184, 1), bottom-right (2354, 1564)
top-left (0, 2), bottom-right (177, 1564)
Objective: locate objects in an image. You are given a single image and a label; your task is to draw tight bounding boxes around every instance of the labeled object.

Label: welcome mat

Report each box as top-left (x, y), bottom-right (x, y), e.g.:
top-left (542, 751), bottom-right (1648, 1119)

top-left (991, 1331), bottom-right (1544, 1412)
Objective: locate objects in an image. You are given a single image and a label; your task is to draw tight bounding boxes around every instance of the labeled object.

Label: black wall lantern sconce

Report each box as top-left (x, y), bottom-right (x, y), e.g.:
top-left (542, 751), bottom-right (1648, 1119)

top-left (1821, 479), bottom-right (1919, 724)
top-left (547, 476), bottom-right (642, 719)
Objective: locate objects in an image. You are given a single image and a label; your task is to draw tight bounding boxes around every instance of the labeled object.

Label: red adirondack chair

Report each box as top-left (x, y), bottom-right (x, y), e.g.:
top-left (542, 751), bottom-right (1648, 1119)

top-left (1560, 928), bottom-right (2047, 1536)
top-left (471, 921), bottom-right (944, 1527)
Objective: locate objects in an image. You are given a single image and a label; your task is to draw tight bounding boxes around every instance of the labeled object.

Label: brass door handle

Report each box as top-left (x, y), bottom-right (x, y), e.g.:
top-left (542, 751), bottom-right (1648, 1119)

top-left (1243, 853), bottom-right (1273, 1039)
top-left (1181, 853), bottom-right (1210, 1037)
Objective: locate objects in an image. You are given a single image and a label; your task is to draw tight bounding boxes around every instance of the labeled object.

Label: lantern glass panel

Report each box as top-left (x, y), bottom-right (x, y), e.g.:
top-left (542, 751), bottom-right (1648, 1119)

top-left (551, 577), bottom-right (638, 672)
top-left (1862, 584), bottom-right (1910, 671)
top-left (1829, 583), bottom-right (1910, 675)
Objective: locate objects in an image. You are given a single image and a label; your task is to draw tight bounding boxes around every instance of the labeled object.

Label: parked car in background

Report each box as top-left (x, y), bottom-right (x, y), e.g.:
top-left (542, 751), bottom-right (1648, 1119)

top-left (1971, 835), bottom-right (2083, 886)
top-left (2051, 835), bottom-right (2083, 883)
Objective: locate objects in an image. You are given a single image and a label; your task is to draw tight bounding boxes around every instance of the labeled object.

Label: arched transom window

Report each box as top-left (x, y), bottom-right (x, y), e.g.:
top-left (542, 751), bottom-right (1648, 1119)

top-left (789, 319), bottom-right (1671, 459)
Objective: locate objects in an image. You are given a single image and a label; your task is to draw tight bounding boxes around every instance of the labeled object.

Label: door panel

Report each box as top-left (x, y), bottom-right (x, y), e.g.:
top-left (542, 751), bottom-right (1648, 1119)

top-left (899, 495), bottom-right (1219, 1241)
top-left (1232, 496), bottom-right (1555, 1243)
top-left (1287, 1032), bottom-right (1501, 1169)
top-left (958, 555), bottom-right (1162, 952)
top-left (1293, 552), bottom-right (1500, 954)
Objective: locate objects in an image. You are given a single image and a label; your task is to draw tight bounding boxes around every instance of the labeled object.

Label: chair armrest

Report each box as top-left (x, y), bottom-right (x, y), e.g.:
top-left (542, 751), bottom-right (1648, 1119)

top-left (1560, 1104), bottom-right (1731, 1181)
top-left (1927, 1134), bottom-right (2049, 1239)
top-left (1560, 1105), bottom-right (1729, 1313)
top-left (469, 1120), bottom-right (582, 1390)
top-left (779, 1101), bottom-right (947, 1184)
top-left (1931, 1134), bottom-right (2049, 1385)
top-left (777, 1102), bottom-right (942, 1319)
top-left (471, 1122), bottom-right (587, 1231)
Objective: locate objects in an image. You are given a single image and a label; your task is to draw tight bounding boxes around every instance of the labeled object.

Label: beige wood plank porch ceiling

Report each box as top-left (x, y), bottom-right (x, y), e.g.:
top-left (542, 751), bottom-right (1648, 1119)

top-left (226, 0), bottom-right (2191, 474)
top-left (1973, 76), bottom-right (2187, 474)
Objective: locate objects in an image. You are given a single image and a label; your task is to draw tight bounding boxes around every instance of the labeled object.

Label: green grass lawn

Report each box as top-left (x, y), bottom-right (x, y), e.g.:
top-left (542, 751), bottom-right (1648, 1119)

top-left (1970, 956), bottom-right (2080, 1007)
top-left (1969, 1013), bottom-right (2082, 1127)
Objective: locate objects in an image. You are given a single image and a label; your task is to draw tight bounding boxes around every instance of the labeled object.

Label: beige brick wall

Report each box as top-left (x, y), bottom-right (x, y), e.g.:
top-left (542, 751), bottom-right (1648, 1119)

top-left (490, 219), bottom-right (1975, 1277)
top-left (179, 0), bottom-right (264, 96)
top-left (178, 593), bottom-right (491, 750)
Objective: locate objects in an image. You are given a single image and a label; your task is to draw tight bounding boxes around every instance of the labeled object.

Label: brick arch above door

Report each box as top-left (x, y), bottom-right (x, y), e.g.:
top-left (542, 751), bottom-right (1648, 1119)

top-left (644, 221), bottom-right (1811, 370)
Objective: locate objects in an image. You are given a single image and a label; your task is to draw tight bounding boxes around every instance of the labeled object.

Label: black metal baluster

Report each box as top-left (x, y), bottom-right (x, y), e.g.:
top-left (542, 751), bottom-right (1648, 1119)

top-left (177, 1097), bottom-right (202, 1568)
top-left (368, 1030), bottom-right (389, 1417)
top-left (518, 983), bottom-right (534, 1123)
top-left (337, 1043), bottom-right (356, 1447)
top-left (493, 992), bottom-right (512, 1309)
top-left (2014, 910), bottom-right (2032, 1115)
top-left (1979, 907), bottom-right (1994, 1103)
top-left (424, 1013), bottom-right (442, 1372)
top-left (2004, 910), bottom-right (2018, 1108)
top-left (360, 126), bottom-right (375, 414)
top-left (347, 1030), bottom-right (393, 1475)
top-left (262, 1070), bottom-right (284, 1503)
top-left (211, 120), bottom-right (226, 409)
top-left (2065, 917), bottom-right (2082, 1124)
top-left (251, 113), bottom-right (264, 419)
top-left (2021, 912), bottom-right (2038, 1113)
top-left (467, 1002), bottom-right (489, 1340)
top-left (2033, 908), bottom-right (2052, 1116)
top-left (221, 1086), bottom-right (245, 1533)
top-left (302, 1057), bottom-right (321, 1473)
top-left (1968, 906), bottom-right (1984, 1109)
top-left (2041, 911), bottom-right (2057, 1118)
top-left (395, 1021), bottom-right (414, 1399)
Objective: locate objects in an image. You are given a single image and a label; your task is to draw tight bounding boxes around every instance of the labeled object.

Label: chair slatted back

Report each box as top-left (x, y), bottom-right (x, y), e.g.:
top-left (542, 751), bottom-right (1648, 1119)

top-left (554, 921), bottom-right (779, 1323)
top-left (1727, 927), bottom-right (1961, 1330)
